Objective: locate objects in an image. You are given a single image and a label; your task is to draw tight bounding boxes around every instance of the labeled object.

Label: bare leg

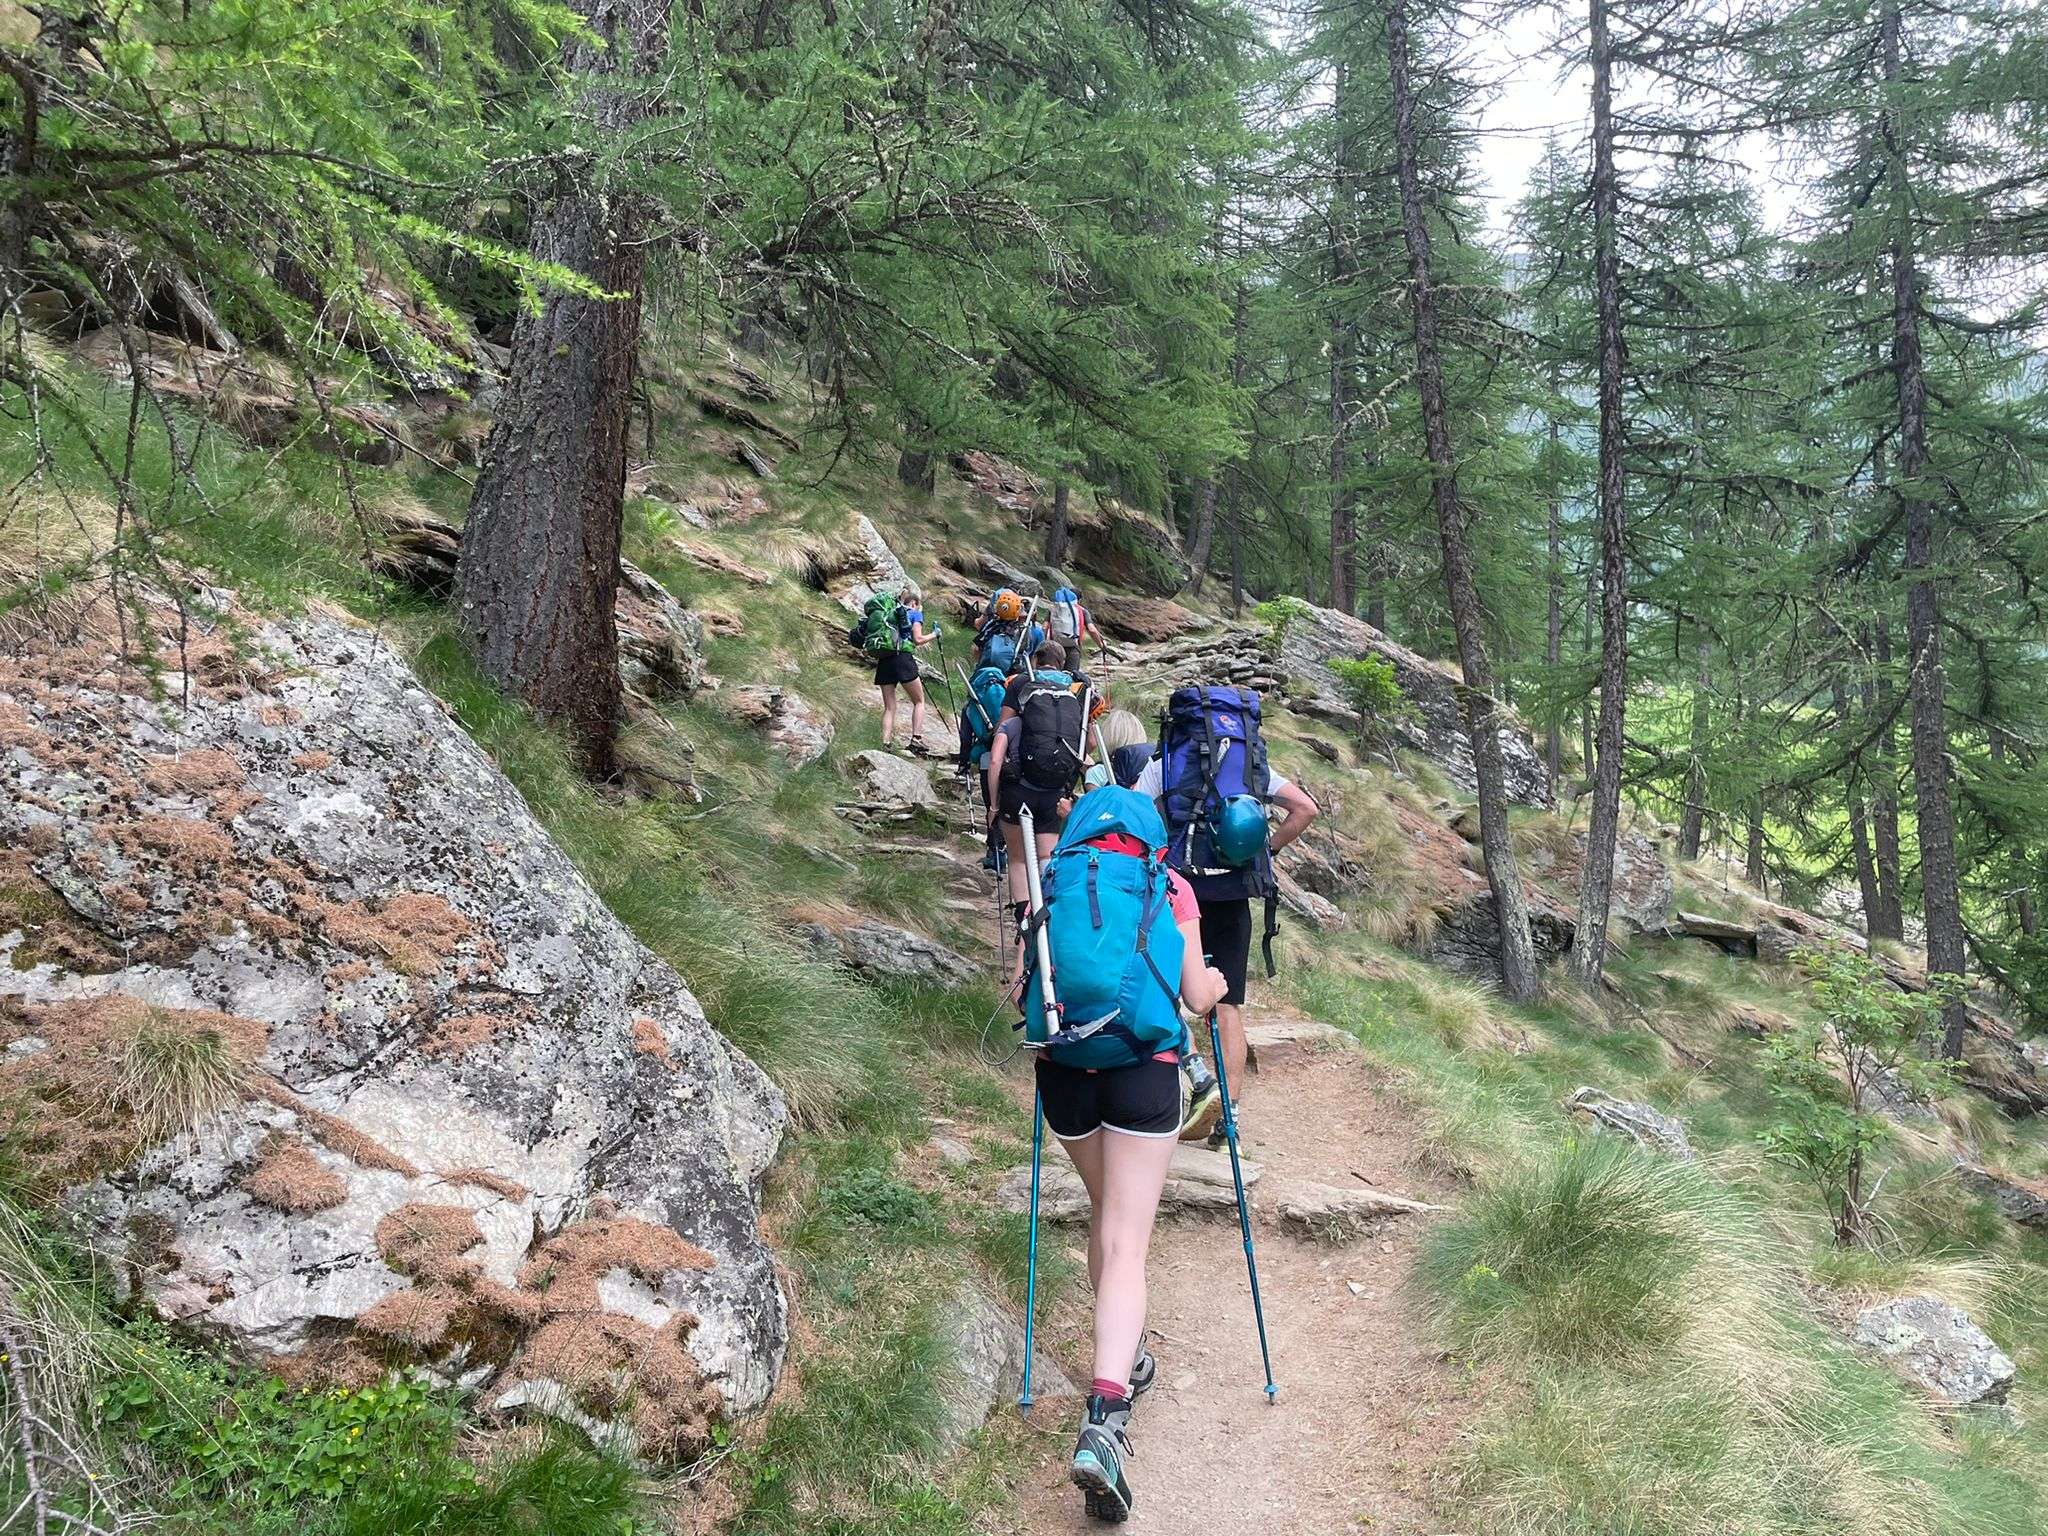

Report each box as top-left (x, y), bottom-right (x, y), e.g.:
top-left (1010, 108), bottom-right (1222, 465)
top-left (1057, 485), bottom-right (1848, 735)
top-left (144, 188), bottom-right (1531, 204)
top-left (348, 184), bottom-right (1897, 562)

top-left (879, 682), bottom-right (898, 747)
top-left (905, 677), bottom-right (927, 745)
top-left (1215, 1001), bottom-right (1248, 1100)
top-left (1083, 1130), bottom-right (1175, 1390)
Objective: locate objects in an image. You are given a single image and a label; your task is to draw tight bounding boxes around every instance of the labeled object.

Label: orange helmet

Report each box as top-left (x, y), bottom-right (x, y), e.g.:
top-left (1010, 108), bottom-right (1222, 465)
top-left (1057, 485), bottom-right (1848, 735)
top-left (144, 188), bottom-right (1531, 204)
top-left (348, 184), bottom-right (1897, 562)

top-left (992, 589), bottom-right (1025, 622)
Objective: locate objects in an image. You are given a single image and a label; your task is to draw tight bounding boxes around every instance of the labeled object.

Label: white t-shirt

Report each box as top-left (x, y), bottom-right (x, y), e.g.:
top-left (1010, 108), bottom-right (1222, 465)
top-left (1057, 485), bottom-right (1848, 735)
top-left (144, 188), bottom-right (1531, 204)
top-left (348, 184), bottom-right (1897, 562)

top-left (1131, 755), bottom-right (1292, 800)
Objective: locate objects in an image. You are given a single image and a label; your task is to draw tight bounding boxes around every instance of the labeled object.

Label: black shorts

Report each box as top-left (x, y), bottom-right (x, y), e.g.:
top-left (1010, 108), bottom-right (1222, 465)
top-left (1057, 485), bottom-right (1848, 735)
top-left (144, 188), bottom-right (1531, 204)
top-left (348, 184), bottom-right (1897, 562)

top-left (998, 776), bottom-right (1067, 829)
top-left (1036, 1055), bottom-right (1184, 1140)
top-left (1197, 897), bottom-right (1253, 1006)
top-left (873, 650), bottom-right (920, 685)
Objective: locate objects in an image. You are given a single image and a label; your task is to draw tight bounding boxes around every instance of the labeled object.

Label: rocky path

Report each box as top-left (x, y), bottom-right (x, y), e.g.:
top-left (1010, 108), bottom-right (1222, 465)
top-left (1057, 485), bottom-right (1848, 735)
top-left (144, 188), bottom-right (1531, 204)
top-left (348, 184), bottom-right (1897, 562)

top-left (997, 1013), bottom-right (1475, 1536)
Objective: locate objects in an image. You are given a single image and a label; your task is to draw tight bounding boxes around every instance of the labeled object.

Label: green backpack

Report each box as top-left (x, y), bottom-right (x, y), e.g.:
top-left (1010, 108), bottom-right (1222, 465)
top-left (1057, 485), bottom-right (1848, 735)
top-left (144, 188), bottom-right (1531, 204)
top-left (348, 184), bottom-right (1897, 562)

top-left (856, 591), bottom-right (910, 654)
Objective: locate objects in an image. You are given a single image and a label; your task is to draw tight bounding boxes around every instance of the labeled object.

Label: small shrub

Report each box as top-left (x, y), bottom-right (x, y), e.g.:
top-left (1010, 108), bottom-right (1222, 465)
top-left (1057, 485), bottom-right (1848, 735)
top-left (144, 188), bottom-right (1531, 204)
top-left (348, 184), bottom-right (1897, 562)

top-left (1327, 653), bottom-right (1412, 756)
top-left (824, 1167), bottom-right (934, 1234)
top-left (1757, 949), bottom-right (1956, 1247)
top-left (1251, 595), bottom-right (1314, 657)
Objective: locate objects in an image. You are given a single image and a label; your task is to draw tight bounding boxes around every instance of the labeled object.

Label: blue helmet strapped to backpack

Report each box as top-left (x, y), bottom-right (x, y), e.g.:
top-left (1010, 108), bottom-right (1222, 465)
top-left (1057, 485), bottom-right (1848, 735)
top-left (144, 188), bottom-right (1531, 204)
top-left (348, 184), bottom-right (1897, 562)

top-left (1019, 785), bottom-right (1187, 1069)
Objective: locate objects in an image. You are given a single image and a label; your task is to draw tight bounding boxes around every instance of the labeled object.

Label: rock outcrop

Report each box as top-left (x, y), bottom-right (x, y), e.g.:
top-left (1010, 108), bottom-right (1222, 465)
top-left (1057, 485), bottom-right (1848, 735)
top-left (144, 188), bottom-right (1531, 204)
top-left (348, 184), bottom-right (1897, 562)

top-left (722, 684), bottom-right (833, 768)
top-left (1127, 603), bottom-right (1551, 808)
top-left (1271, 1179), bottom-right (1445, 1241)
top-left (1851, 1295), bottom-right (2015, 1407)
top-left (842, 750), bottom-right (939, 820)
top-left (801, 920), bottom-right (978, 987)
top-left (1563, 1088), bottom-right (1695, 1159)
top-left (1955, 1164), bottom-right (2048, 1227)
top-left (935, 1277), bottom-right (1076, 1448)
top-left (0, 599), bottom-right (787, 1455)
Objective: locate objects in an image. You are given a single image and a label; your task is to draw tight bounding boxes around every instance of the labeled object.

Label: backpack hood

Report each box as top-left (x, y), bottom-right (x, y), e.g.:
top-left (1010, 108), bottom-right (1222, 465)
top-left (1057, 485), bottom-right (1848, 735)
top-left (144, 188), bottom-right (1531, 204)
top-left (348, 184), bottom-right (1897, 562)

top-left (1054, 785), bottom-right (1170, 858)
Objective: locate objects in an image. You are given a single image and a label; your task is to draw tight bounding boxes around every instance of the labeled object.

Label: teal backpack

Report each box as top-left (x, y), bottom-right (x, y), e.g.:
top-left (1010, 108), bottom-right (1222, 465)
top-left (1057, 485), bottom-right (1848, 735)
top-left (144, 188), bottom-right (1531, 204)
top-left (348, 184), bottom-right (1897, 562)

top-left (1020, 785), bottom-right (1187, 1069)
top-left (965, 664), bottom-right (1007, 759)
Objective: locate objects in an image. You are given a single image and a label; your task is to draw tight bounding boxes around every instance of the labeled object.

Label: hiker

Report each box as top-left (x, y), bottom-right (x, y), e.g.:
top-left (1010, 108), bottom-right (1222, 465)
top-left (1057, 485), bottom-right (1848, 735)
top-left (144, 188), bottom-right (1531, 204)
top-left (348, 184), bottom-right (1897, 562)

top-left (852, 584), bottom-right (937, 751)
top-left (999, 640), bottom-right (1076, 721)
top-left (986, 643), bottom-right (1088, 966)
top-left (1047, 584), bottom-right (1093, 673)
top-left (1084, 708), bottom-right (1153, 791)
top-left (1019, 784), bottom-right (1230, 1523)
top-left (973, 588), bottom-right (1045, 676)
top-left (960, 662), bottom-right (1010, 871)
top-left (1135, 686), bottom-right (1320, 1138)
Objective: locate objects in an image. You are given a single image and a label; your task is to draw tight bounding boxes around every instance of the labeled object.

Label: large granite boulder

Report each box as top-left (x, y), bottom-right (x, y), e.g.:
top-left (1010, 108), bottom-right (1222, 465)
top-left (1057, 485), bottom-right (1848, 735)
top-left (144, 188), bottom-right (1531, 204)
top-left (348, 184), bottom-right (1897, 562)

top-left (935, 1277), bottom-right (1077, 1447)
top-left (0, 598), bottom-right (787, 1457)
top-left (1851, 1295), bottom-right (2015, 1407)
top-left (1067, 497), bottom-right (1193, 598)
top-left (800, 920), bottom-right (977, 986)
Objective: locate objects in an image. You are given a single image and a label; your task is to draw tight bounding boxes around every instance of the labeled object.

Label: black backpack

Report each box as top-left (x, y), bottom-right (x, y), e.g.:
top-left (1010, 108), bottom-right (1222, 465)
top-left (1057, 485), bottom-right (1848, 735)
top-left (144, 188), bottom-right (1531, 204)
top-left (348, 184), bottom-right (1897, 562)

top-left (1008, 671), bottom-right (1085, 796)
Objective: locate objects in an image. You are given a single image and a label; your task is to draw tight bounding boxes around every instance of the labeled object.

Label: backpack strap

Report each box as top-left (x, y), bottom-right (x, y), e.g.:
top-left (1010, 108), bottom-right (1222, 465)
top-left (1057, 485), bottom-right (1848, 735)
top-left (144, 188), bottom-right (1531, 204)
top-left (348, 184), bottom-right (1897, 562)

top-left (1133, 859), bottom-right (1183, 1012)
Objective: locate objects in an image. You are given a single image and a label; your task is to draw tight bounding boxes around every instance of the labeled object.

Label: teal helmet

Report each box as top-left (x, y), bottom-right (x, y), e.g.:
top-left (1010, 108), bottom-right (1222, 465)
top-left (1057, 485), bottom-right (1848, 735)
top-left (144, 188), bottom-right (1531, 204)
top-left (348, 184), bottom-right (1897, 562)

top-left (1209, 794), bottom-right (1269, 869)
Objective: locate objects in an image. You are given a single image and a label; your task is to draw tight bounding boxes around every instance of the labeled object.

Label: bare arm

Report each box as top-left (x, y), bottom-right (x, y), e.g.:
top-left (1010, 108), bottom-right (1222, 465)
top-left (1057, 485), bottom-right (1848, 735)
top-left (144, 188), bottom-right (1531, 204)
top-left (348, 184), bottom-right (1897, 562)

top-left (1270, 779), bottom-right (1320, 853)
top-left (1178, 918), bottom-right (1229, 1017)
top-left (986, 732), bottom-right (1007, 818)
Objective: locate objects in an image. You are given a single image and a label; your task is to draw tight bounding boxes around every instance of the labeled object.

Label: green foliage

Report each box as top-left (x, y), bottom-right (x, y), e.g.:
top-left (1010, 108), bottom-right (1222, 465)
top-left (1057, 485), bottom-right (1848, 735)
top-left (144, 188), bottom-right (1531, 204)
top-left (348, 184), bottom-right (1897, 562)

top-left (1757, 950), bottom-right (1957, 1246)
top-left (1327, 654), bottom-right (1410, 753)
top-left (101, 1339), bottom-right (459, 1506)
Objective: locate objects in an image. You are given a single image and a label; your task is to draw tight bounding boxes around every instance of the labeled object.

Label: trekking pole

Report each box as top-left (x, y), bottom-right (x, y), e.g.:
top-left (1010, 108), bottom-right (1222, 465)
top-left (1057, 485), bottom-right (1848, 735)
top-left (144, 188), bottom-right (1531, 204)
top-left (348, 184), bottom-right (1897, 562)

top-left (932, 626), bottom-right (961, 724)
top-left (1020, 594), bottom-right (1042, 679)
top-left (1020, 1086), bottom-right (1045, 1411)
top-left (1016, 804), bottom-right (1061, 1411)
top-left (1207, 1006), bottom-right (1278, 1403)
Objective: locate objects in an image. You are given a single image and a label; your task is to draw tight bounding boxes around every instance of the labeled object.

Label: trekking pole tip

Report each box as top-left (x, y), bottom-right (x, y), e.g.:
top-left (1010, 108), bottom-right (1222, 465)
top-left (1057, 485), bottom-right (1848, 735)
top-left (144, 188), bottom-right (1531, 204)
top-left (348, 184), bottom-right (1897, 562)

top-left (1264, 1384), bottom-right (1278, 1403)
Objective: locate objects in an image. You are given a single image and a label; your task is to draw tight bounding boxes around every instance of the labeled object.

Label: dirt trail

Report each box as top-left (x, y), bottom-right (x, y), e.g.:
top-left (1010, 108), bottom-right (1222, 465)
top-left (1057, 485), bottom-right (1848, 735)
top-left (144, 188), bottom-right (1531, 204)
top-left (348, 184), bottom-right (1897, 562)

top-left (997, 1012), bottom-right (1476, 1536)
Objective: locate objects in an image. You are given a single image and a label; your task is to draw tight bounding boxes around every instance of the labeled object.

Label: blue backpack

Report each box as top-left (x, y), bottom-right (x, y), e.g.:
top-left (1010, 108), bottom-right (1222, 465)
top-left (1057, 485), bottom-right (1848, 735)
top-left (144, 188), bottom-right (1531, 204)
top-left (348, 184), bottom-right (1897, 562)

top-left (1157, 685), bottom-right (1280, 975)
top-left (1020, 786), bottom-right (1186, 1069)
top-left (979, 627), bottom-right (1021, 676)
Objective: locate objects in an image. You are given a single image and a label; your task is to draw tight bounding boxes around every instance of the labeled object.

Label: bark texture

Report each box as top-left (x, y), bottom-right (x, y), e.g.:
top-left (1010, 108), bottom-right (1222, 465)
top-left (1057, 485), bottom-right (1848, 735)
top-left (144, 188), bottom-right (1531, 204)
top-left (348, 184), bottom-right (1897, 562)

top-left (1570, 0), bottom-right (1629, 987)
top-left (1384, 0), bottom-right (1538, 1000)
top-left (1327, 61), bottom-right (1358, 618)
top-left (1044, 479), bottom-right (1071, 568)
top-left (1881, 0), bottom-right (1967, 1056)
top-left (456, 0), bottom-right (677, 782)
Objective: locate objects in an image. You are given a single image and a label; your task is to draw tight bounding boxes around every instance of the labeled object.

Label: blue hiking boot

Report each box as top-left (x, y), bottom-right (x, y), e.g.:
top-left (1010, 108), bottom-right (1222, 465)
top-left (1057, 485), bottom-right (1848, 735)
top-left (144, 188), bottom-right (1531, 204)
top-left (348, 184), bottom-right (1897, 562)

top-left (1070, 1394), bottom-right (1134, 1523)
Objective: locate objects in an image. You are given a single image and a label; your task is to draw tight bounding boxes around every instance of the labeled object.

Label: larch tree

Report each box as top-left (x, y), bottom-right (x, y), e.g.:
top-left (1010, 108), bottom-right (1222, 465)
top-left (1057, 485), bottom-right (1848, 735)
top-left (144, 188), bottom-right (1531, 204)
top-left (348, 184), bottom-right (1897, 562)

top-left (1382, 0), bottom-right (1540, 1000)
top-left (457, 0), bottom-right (680, 782)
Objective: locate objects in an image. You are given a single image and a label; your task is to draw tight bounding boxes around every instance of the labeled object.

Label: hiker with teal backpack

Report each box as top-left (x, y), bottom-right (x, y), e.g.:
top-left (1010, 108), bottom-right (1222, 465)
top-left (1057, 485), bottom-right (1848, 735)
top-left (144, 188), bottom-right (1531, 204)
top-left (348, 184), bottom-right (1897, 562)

top-left (1016, 784), bottom-right (1229, 1523)
top-left (985, 642), bottom-right (1088, 973)
top-left (851, 584), bottom-right (938, 751)
top-left (1134, 686), bottom-right (1320, 1141)
top-left (973, 587), bottom-right (1045, 676)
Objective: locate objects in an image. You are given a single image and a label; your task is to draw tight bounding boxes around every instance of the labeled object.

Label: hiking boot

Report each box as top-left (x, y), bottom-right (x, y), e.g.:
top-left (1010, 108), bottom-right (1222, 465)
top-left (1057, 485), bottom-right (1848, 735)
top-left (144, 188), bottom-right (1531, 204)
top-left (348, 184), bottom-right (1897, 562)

top-left (1070, 1394), bottom-right (1134, 1523)
top-left (1129, 1344), bottom-right (1157, 1400)
top-left (1205, 1103), bottom-right (1239, 1152)
top-left (1178, 1079), bottom-right (1223, 1143)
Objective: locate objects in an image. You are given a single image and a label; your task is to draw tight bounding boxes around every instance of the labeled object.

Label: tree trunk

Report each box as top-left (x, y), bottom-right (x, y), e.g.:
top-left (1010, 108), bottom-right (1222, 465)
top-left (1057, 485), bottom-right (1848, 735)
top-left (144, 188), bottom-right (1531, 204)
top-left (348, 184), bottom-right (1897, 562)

top-left (1327, 61), bottom-right (1358, 617)
top-left (1881, 0), bottom-right (1967, 1056)
top-left (1865, 619), bottom-right (1905, 939)
top-left (1544, 407), bottom-right (1564, 785)
top-left (1044, 478), bottom-right (1071, 568)
top-left (1570, 0), bottom-right (1629, 987)
top-left (1834, 674), bottom-right (1884, 934)
top-left (1186, 475), bottom-right (1217, 591)
top-left (1581, 555), bottom-right (1597, 778)
top-left (1679, 643), bottom-right (1709, 860)
top-left (1746, 805), bottom-right (1766, 891)
top-left (1228, 473), bottom-right (1244, 617)
top-left (456, 0), bottom-right (676, 782)
top-left (897, 441), bottom-right (936, 494)
top-left (1384, 0), bottom-right (1539, 1001)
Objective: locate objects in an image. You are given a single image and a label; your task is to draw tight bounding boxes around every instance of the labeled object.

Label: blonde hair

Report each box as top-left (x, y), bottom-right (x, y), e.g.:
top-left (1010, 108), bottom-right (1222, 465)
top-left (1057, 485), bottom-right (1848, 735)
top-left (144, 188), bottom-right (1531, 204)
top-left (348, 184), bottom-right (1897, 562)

top-left (1096, 709), bottom-right (1147, 754)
